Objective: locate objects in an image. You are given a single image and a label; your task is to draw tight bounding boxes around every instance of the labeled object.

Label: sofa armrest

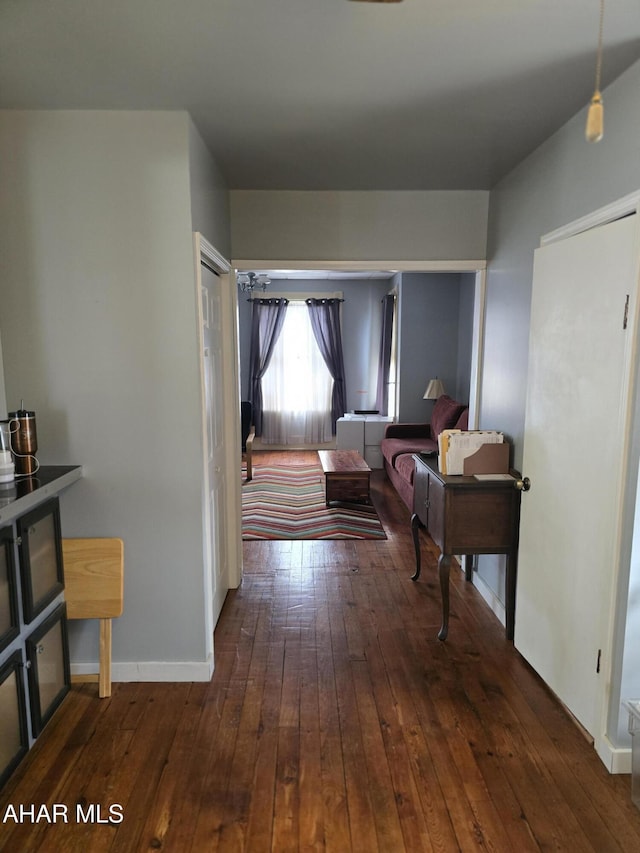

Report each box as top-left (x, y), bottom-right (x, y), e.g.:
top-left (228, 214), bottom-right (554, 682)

top-left (384, 422), bottom-right (431, 440)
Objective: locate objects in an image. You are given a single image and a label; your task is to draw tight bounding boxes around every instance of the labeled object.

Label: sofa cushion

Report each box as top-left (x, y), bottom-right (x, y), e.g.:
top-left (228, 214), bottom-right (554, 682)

top-left (430, 395), bottom-right (467, 441)
top-left (395, 452), bottom-right (419, 486)
top-left (381, 436), bottom-right (437, 467)
top-left (455, 408), bottom-right (469, 431)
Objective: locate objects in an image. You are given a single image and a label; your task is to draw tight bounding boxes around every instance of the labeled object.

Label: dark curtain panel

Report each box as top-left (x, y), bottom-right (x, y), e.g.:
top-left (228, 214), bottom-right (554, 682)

top-left (248, 298), bottom-right (289, 436)
top-left (306, 298), bottom-right (347, 434)
top-left (375, 293), bottom-right (395, 414)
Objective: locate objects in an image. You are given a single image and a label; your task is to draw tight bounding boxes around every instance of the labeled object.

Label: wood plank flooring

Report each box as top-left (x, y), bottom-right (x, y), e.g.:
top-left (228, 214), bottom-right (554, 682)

top-left (2, 450), bottom-right (640, 851)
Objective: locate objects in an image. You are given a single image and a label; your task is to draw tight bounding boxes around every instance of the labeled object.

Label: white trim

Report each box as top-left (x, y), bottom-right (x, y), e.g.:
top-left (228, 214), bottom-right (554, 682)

top-left (468, 269), bottom-right (486, 430)
top-left (541, 190), bottom-right (640, 246)
top-left (232, 259), bottom-right (486, 273)
top-left (72, 658), bottom-right (214, 683)
top-left (596, 735), bottom-right (631, 775)
top-left (597, 216), bottom-right (640, 770)
top-left (200, 236), bottom-right (231, 273)
top-left (193, 233), bottom-right (215, 661)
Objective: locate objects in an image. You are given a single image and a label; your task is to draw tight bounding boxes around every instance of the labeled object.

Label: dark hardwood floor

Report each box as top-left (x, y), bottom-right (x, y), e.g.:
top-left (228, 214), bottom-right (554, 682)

top-left (2, 450), bottom-right (640, 851)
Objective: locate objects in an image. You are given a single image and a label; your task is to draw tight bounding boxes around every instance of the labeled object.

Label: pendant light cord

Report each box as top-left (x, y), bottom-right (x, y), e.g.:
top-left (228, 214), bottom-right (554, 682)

top-left (594, 0), bottom-right (605, 93)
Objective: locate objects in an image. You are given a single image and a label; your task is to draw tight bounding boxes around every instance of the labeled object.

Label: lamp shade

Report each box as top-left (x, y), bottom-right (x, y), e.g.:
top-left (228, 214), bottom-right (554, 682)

top-left (423, 378), bottom-right (445, 400)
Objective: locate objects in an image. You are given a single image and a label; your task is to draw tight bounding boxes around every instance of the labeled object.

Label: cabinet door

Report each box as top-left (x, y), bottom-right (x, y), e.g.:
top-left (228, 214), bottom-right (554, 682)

top-left (18, 498), bottom-right (64, 623)
top-left (426, 473), bottom-right (446, 551)
top-left (0, 526), bottom-right (19, 652)
top-left (0, 650), bottom-right (29, 788)
top-left (26, 603), bottom-right (70, 736)
top-left (413, 460), bottom-right (429, 525)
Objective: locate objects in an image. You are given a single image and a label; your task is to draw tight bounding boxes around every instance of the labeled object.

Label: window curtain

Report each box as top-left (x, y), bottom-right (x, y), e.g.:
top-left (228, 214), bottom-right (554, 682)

top-left (261, 301), bottom-right (333, 444)
top-left (248, 297), bottom-right (289, 436)
top-left (305, 298), bottom-right (347, 434)
top-left (375, 293), bottom-right (395, 414)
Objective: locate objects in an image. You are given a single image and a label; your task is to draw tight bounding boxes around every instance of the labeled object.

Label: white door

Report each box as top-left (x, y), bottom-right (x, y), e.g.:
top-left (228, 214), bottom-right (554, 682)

top-left (516, 214), bottom-right (639, 740)
top-left (200, 262), bottom-right (229, 626)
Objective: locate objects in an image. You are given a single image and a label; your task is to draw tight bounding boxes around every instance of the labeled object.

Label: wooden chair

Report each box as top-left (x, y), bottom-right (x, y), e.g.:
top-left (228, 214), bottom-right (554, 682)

top-left (62, 538), bottom-right (124, 698)
top-left (241, 401), bottom-right (255, 480)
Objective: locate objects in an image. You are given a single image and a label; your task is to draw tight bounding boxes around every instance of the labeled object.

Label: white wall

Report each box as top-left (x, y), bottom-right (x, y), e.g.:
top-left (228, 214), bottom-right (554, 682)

top-left (0, 110), bottom-right (230, 677)
top-left (230, 190), bottom-right (489, 261)
top-left (482, 59), bottom-right (640, 752)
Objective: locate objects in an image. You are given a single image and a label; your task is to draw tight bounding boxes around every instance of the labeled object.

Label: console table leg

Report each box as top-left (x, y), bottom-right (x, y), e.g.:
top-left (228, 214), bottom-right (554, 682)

top-left (464, 554), bottom-right (473, 582)
top-left (410, 513), bottom-right (421, 581)
top-left (505, 550), bottom-right (516, 641)
top-left (437, 554), bottom-right (451, 641)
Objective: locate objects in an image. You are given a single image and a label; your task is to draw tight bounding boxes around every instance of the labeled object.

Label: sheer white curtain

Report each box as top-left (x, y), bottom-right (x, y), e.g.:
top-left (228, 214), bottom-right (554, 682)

top-left (261, 301), bottom-right (333, 444)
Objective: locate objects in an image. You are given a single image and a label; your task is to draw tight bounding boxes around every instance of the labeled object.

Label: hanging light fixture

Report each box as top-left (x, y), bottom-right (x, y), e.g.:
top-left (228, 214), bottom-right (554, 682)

top-left (585, 0), bottom-right (605, 143)
top-left (237, 272), bottom-right (271, 296)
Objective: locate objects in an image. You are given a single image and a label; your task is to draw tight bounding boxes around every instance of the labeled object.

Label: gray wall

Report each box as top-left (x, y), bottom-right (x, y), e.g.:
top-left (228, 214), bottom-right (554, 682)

top-left (456, 274), bottom-right (476, 405)
top-left (481, 58), bottom-right (640, 749)
top-left (188, 119), bottom-right (231, 258)
top-left (230, 190), bottom-right (489, 261)
top-left (483, 60), bottom-right (640, 467)
top-left (397, 273), bottom-right (470, 423)
top-left (0, 110), bottom-right (230, 672)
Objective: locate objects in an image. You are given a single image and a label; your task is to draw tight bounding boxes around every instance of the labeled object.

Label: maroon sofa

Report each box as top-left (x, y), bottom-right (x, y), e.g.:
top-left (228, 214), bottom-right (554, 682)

top-left (381, 395), bottom-right (468, 511)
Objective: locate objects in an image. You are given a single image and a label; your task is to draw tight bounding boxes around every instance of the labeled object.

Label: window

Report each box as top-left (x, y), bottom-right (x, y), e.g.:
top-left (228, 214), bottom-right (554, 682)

top-left (261, 301), bottom-right (333, 444)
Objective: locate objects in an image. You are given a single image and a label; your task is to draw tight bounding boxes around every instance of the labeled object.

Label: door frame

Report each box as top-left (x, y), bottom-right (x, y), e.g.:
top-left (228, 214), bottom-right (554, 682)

top-left (194, 234), bottom-right (243, 669)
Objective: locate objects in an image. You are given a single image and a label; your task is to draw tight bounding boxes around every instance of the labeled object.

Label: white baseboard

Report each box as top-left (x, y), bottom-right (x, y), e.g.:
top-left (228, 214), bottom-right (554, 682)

top-left (71, 656), bottom-right (214, 683)
top-left (597, 734), bottom-right (632, 774)
top-left (471, 569), bottom-right (507, 629)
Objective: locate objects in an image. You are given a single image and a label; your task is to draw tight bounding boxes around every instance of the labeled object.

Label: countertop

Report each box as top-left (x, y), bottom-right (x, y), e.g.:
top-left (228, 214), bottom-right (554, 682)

top-left (0, 465), bottom-right (83, 525)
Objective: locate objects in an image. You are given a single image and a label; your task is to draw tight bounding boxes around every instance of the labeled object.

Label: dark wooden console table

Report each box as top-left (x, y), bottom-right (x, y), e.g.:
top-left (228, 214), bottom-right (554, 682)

top-left (410, 453), bottom-right (523, 641)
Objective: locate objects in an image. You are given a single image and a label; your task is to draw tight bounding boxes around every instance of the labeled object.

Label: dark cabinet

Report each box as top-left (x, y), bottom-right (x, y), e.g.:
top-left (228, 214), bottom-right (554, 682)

top-left (0, 650), bottom-right (29, 789)
top-left (411, 453), bottom-right (522, 641)
top-left (0, 471), bottom-right (82, 791)
top-left (17, 498), bottom-right (64, 623)
top-left (26, 603), bottom-right (70, 736)
top-left (0, 527), bottom-right (19, 652)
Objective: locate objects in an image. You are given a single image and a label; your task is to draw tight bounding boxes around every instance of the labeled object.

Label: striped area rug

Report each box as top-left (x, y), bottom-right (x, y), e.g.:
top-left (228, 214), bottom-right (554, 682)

top-left (242, 463), bottom-right (386, 540)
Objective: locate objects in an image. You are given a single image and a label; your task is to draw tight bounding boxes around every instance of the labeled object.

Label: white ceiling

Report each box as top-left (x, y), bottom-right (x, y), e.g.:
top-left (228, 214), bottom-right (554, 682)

top-left (1, 1), bottom-right (640, 191)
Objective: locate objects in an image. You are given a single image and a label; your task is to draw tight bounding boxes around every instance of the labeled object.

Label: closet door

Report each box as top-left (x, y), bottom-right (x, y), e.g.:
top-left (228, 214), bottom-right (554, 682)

top-left (516, 214), bottom-right (639, 744)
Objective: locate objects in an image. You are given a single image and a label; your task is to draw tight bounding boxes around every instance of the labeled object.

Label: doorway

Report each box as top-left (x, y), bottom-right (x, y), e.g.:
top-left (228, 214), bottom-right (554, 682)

top-left (234, 261), bottom-right (486, 431)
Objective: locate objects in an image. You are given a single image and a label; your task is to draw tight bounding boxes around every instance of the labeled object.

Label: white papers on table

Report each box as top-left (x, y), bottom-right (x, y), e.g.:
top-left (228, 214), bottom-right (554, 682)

top-left (438, 430), bottom-right (504, 475)
top-left (473, 473), bottom-right (515, 481)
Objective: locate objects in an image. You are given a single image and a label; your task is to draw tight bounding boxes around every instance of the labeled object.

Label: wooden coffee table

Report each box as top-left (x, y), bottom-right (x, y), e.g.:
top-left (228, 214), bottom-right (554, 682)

top-left (318, 450), bottom-right (371, 507)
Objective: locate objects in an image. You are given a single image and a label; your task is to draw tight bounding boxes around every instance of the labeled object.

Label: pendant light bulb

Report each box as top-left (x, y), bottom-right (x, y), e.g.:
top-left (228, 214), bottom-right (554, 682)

top-left (586, 91), bottom-right (603, 143)
top-left (585, 0), bottom-right (605, 143)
